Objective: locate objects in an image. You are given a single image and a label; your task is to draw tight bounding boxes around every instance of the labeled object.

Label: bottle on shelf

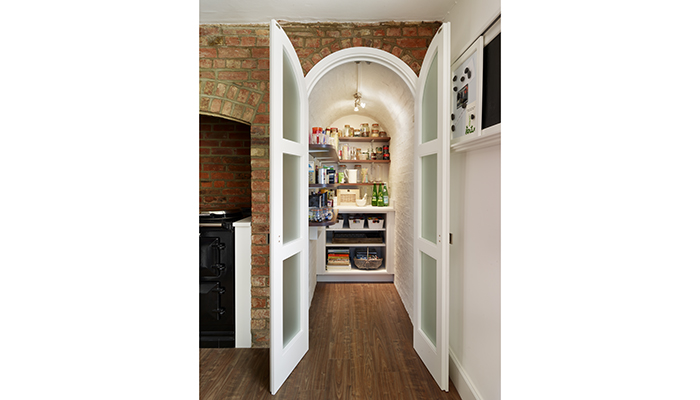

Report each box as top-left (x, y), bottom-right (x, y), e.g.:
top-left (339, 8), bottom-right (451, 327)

top-left (382, 184), bottom-right (389, 206)
top-left (376, 184), bottom-right (384, 207)
top-left (372, 183), bottom-right (378, 207)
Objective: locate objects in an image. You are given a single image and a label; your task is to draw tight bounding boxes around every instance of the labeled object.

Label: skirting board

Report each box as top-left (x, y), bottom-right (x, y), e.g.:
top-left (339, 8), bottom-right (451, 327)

top-left (449, 347), bottom-right (484, 400)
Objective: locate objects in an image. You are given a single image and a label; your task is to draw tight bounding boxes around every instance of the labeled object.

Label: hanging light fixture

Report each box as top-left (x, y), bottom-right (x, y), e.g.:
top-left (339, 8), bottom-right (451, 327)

top-left (353, 61), bottom-right (366, 112)
top-left (353, 92), bottom-right (365, 112)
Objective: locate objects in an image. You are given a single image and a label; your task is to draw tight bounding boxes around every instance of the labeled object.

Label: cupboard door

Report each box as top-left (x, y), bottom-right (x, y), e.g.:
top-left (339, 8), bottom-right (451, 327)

top-left (413, 21), bottom-right (451, 391)
top-left (269, 19), bottom-right (310, 395)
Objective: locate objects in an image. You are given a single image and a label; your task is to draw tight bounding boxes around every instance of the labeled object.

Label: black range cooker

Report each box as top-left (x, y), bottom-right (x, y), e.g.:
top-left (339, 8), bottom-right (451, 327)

top-left (199, 209), bottom-right (249, 348)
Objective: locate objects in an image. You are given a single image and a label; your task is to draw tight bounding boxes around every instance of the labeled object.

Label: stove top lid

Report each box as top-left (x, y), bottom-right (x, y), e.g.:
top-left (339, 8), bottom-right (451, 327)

top-left (199, 209), bottom-right (251, 222)
top-left (200, 210), bottom-right (239, 217)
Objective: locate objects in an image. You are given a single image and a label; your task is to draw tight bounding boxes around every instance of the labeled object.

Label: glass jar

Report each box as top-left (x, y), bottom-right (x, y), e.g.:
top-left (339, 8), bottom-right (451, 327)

top-left (360, 123), bottom-right (370, 137)
top-left (371, 123), bottom-right (380, 137)
top-left (330, 127), bottom-right (339, 150)
top-left (379, 131), bottom-right (387, 137)
top-left (343, 124), bottom-right (352, 138)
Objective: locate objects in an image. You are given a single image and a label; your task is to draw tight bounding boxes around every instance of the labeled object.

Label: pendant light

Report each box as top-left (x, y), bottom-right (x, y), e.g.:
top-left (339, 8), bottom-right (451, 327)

top-left (353, 61), bottom-right (366, 112)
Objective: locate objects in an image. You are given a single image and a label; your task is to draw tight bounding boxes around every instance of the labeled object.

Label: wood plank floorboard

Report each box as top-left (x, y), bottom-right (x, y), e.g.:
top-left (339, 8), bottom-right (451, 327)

top-left (200, 282), bottom-right (462, 399)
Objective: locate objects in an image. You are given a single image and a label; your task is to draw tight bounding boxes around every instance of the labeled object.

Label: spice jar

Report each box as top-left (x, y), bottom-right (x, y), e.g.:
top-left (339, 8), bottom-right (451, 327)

top-left (379, 131), bottom-right (387, 137)
top-left (360, 123), bottom-right (370, 137)
top-left (371, 123), bottom-right (380, 137)
top-left (343, 124), bottom-right (351, 138)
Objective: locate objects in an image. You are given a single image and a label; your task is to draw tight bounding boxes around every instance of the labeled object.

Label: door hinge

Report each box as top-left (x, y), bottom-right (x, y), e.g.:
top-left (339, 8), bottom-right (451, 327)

top-left (449, 233), bottom-right (453, 244)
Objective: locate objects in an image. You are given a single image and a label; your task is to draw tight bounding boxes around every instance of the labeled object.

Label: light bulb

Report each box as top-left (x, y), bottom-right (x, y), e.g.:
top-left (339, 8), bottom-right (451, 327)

top-left (354, 106), bottom-right (359, 112)
top-left (361, 102), bottom-right (366, 108)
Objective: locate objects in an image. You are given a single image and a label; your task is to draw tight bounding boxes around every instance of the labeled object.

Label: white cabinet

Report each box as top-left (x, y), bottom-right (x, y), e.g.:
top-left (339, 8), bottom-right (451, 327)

top-left (316, 206), bottom-right (394, 282)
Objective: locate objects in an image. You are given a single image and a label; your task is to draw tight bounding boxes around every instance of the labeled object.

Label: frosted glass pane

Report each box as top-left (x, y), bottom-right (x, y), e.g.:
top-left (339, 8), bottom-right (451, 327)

top-left (420, 252), bottom-right (437, 346)
top-left (283, 50), bottom-right (301, 143)
top-left (421, 54), bottom-right (438, 144)
top-left (421, 154), bottom-right (437, 243)
top-left (283, 154), bottom-right (300, 243)
top-left (283, 253), bottom-right (301, 347)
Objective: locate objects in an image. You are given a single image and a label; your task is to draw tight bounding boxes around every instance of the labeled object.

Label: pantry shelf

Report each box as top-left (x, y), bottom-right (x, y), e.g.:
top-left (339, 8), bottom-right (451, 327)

top-left (338, 160), bottom-right (390, 164)
top-left (326, 242), bottom-right (386, 247)
top-left (336, 183), bottom-right (384, 187)
top-left (338, 137), bottom-right (391, 143)
top-left (324, 266), bottom-right (388, 273)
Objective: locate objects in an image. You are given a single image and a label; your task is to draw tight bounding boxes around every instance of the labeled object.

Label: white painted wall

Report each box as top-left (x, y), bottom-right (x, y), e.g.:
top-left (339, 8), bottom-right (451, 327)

top-left (234, 217), bottom-right (253, 347)
top-left (308, 227), bottom-right (318, 307)
top-left (450, 144), bottom-right (501, 400)
top-left (444, 2), bottom-right (500, 400)
top-left (445, 0), bottom-right (501, 61)
top-left (388, 94), bottom-right (415, 321)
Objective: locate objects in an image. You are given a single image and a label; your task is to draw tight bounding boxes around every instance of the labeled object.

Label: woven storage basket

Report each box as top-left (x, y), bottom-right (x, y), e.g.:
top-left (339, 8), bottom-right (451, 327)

top-left (353, 248), bottom-right (383, 270)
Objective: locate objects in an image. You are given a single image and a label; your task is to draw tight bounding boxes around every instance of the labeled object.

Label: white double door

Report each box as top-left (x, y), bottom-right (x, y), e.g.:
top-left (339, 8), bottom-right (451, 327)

top-left (268, 19), bottom-right (452, 394)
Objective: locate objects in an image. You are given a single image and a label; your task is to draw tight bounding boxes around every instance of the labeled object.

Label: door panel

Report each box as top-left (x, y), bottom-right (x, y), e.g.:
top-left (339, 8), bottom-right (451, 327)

top-left (269, 19), bottom-right (309, 395)
top-left (282, 253), bottom-right (301, 347)
top-left (413, 22), bottom-right (451, 392)
top-left (282, 153), bottom-right (301, 243)
top-left (421, 55), bottom-right (439, 144)
top-left (421, 153), bottom-right (438, 243)
top-left (420, 251), bottom-right (438, 346)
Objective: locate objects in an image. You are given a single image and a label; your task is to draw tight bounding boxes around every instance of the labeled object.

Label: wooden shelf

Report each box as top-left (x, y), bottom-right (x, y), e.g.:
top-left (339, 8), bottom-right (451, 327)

top-left (337, 182), bottom-right (384, 187)
top-left (323, 266), bottom-right (387, 273)
top-left (327, 227), bottom-right (386, 231)
top-left (309, 183), bottom-right (338, 188)
top-left (338, 160), bottom-right (390, 164)
top-left (326, 241), bottom-right (386, 247)
top-left (338, 137), bottom-right (390, 142)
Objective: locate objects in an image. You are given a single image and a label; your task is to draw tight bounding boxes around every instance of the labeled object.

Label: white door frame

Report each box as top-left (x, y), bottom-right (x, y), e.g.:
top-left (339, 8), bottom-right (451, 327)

top-left (270, 30), bottom-right (451, 393)
top-left (306, 47), bottom-right (417, 96)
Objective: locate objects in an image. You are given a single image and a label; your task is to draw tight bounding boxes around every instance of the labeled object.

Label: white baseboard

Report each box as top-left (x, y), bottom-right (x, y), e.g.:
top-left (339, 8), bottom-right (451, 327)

top-left (449, 348), bottom-right (484, 400)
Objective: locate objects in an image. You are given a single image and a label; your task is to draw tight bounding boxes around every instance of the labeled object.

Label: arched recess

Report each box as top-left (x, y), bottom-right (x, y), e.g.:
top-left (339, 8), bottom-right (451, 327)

top-left (305, 47), bottom-right (417, 96)
top-left (199, 78), bottom-right (265, 125)
top-left (304, 46), bottom-right (420, 321)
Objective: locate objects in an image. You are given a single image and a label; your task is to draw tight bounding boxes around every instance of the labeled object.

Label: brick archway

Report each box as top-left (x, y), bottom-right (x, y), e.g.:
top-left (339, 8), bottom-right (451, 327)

top-left (199, 78), bottom-right (265, 124)
top-left (200, 21), bottom-right (441, 348)
top-left (199, 76), bottom-right (271, 348)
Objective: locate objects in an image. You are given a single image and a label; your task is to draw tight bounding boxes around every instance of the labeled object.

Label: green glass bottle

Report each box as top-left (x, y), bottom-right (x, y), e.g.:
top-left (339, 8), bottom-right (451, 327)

top-left (372, 183), bottom-right (377, 206)
top-left (382, 184), bottom-right (389, 206)
top-left (377, 183), bottom-right (384, 207)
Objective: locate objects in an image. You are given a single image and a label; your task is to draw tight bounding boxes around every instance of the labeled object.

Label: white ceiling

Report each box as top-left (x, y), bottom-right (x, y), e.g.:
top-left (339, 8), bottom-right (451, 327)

top-left (200, 0), bottom-right (457, 24)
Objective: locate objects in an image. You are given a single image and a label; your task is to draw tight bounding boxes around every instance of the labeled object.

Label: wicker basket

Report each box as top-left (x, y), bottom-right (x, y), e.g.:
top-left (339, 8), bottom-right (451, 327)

top-left (353, 248), bottom-right (383, 270)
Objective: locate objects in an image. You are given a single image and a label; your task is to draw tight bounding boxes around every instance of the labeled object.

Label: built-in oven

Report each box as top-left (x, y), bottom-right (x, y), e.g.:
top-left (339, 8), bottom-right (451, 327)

top-left (199, 210), bottom-right (247, 348)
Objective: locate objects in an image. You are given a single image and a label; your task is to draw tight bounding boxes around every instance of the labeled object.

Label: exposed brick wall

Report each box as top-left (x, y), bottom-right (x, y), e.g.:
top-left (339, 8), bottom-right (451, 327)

top-left (199, 115), bottom-right (251, 212)
top-left (278, 21), bottom-right (441, 75)
top-left (199, 21), bottom-right (439, 348)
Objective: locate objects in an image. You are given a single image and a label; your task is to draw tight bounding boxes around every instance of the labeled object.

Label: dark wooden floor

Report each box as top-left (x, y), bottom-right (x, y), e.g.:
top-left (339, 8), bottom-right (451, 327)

top-left (200, 283), bottom-right (461, 399)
